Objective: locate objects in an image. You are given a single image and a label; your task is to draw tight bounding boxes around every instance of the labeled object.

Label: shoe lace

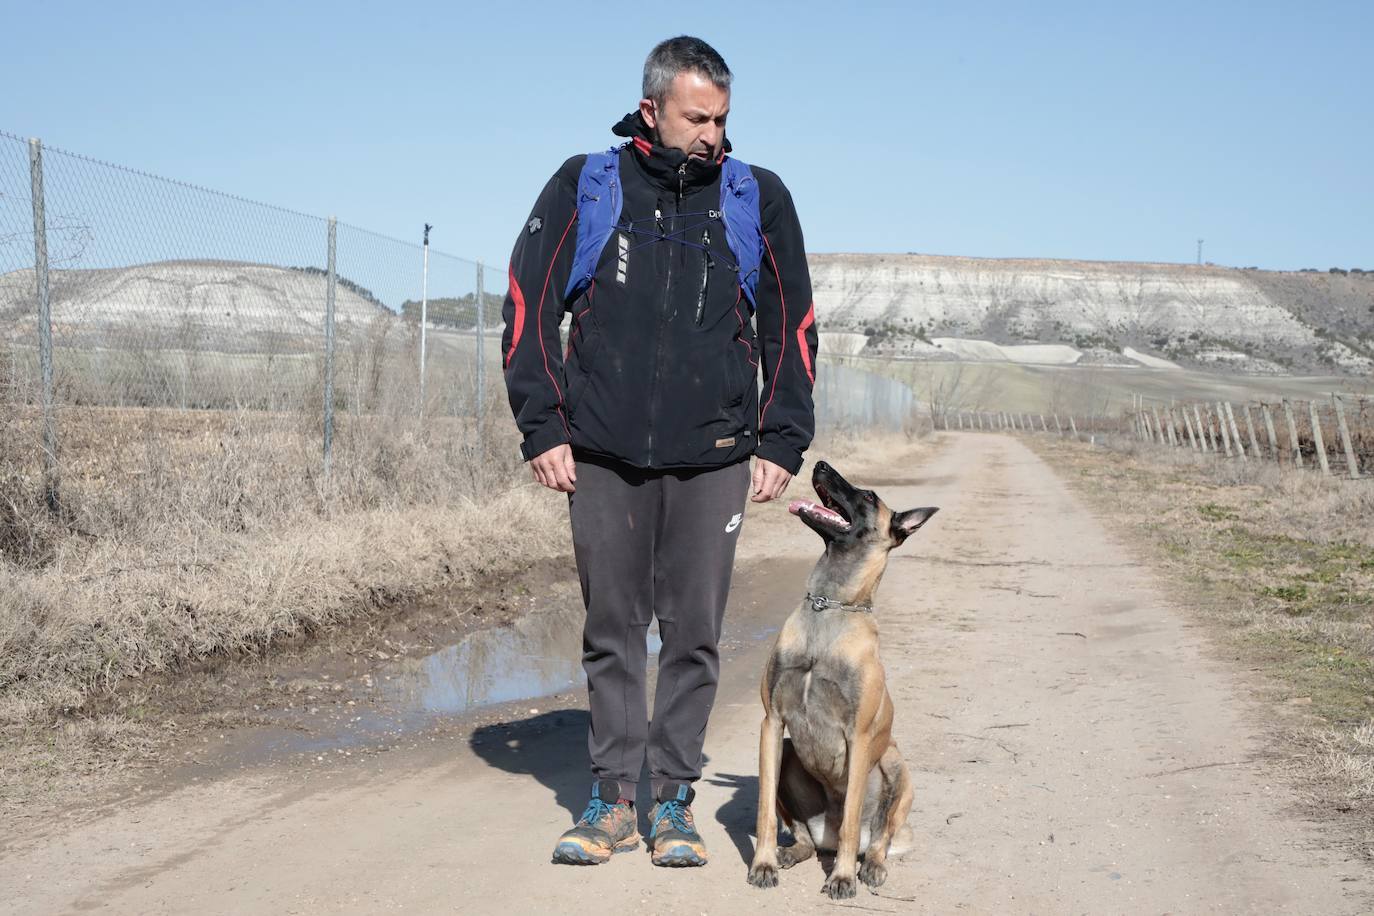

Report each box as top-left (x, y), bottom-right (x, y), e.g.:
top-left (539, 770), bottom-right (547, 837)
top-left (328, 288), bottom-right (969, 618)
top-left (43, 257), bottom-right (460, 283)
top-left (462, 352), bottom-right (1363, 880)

top-left (654, 800), bottom-right (694, 836)
top-left (578, 797), bottom-right (616, 826)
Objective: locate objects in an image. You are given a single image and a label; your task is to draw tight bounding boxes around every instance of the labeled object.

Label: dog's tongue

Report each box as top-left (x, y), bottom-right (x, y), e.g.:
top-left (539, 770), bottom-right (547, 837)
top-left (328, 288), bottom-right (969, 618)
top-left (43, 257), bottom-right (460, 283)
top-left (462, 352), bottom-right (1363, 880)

top-left (789, 499), bottom-right (848, 528)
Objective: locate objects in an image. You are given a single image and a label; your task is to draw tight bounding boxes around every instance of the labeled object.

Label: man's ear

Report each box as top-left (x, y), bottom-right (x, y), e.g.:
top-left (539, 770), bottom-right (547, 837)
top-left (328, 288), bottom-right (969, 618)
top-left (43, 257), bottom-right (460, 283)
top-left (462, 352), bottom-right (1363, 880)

top-left (639, 97), bottom-right (658, 129)
top-left (891, 507), bottom-right (939, 544)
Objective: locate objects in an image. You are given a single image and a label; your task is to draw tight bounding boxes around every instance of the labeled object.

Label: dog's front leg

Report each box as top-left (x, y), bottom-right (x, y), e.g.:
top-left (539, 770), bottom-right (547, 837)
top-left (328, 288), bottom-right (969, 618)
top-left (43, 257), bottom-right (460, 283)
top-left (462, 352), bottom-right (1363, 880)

top-left (747, 711), bottom-right (785, 888)
top-left (823, 733), bottom-right (871, 900)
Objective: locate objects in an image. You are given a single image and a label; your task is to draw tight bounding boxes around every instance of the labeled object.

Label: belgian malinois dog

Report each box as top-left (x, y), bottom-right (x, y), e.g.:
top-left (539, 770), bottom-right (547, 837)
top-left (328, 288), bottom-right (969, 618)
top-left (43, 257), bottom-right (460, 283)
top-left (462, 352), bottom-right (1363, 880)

top-left (747, 461), bottom-right (937, 899)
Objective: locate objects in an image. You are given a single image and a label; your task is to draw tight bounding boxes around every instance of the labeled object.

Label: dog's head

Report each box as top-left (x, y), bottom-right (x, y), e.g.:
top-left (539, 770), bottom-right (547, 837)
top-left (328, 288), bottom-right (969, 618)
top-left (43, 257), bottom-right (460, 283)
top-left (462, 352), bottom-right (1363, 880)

top-left (790, 462), bottom-right (938, 549)
top-left (790, 461), bottom-right (938, 606)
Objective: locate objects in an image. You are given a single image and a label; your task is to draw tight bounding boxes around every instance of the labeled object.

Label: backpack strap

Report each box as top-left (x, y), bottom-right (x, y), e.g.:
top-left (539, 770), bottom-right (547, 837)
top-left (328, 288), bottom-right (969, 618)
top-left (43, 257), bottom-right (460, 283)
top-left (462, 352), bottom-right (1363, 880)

top-left (564, 149), bottom-right (624, 303)
top-left (719, 156), bottom-right (763, 313)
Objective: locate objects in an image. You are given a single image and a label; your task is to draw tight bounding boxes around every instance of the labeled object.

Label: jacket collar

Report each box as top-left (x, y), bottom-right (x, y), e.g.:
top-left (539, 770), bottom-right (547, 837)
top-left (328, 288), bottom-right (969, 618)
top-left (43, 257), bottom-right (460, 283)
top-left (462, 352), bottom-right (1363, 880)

top-left (611, 110), bottom-right (731, 197)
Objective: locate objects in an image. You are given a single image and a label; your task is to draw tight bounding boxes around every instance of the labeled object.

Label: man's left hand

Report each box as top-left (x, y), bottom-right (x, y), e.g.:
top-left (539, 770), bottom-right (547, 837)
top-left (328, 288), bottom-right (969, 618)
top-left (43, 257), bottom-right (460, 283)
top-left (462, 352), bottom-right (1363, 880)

top-left (750, 458), bottom-right (793, 503)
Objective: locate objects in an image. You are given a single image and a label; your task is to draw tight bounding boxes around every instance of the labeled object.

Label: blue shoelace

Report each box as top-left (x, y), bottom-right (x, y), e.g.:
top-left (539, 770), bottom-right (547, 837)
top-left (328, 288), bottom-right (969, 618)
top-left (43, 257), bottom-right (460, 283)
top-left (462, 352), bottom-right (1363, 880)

top-left (578, 797), bottom-right (616, 826)
top-left (653, 800), bottom-right (694, 837)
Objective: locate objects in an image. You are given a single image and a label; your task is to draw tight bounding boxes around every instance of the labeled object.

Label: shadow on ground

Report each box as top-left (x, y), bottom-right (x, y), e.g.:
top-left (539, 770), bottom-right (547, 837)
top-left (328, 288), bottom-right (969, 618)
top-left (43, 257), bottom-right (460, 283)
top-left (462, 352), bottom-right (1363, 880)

top-left (470, 710), bottom-right (592, 822)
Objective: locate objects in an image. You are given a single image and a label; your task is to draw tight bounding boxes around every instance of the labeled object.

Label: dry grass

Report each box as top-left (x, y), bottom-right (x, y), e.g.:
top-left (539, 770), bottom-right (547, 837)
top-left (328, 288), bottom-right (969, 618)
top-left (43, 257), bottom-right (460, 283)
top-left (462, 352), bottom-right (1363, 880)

top-left (1028, 431), bottom-right (1374, 819)
top-left (0, 395), bottom-right (571, 730)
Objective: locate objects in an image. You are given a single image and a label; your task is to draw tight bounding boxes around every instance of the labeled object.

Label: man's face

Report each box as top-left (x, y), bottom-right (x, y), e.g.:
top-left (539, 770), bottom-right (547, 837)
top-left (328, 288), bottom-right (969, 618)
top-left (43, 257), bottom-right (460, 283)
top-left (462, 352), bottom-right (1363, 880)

top-left (640, 70), bottom-right (730, 161)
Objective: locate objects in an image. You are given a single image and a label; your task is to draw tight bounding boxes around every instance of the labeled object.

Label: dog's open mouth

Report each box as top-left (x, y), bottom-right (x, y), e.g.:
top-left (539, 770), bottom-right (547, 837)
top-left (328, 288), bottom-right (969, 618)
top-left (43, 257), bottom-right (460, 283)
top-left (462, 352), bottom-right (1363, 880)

top-left (789, 483), bottom-right (852, 533)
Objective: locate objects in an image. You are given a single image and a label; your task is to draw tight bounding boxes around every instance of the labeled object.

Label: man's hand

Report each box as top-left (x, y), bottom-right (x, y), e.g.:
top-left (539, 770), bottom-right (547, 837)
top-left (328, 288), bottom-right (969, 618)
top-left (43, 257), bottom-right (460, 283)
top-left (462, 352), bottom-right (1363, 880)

top-left (530, 443), bottom-right (576, 493)
top-left (751, 457), bottom-right (792, 503)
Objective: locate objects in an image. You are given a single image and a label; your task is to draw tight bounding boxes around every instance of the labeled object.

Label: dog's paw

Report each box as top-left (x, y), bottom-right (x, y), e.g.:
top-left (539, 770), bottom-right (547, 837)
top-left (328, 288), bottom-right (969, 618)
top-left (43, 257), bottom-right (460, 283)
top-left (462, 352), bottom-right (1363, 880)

top-left (822, 873), bottom-right (857, 900)
top-left (747, 862), bottom-right (779, 889)
top-left (859, 859), bottom-right (887, 888)
top-left (776, 846), bottom-right (805, 869)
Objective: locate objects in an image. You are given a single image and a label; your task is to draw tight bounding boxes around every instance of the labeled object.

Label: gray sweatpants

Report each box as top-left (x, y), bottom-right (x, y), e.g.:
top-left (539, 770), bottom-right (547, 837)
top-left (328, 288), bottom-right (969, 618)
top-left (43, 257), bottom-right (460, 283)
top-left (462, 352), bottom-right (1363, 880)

top-left (567, 454), bottom-right (751, 800)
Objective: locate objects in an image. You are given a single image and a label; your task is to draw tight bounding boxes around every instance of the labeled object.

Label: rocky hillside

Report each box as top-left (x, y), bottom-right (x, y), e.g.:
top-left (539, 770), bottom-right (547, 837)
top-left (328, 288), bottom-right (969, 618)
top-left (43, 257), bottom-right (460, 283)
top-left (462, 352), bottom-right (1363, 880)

top-left (809, 254), bottom-right (1374, 374)
top-left (0, 260), bottom-right (389, 353)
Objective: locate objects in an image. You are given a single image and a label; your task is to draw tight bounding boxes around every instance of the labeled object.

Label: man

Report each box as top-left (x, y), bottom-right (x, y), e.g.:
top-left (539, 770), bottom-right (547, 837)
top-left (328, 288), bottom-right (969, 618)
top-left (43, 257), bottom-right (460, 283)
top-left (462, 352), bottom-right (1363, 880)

top-left (501, 35), bottom-right (818, 868)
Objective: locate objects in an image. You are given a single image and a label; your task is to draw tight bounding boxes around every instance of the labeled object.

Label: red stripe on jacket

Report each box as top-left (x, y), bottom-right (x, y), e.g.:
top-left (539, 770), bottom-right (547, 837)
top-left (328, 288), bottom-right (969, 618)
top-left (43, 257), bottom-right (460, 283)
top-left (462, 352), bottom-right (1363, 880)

top-left (796, 303), bottom-right (815, 384)
top-left (505, 266), bottom-right (526, 366)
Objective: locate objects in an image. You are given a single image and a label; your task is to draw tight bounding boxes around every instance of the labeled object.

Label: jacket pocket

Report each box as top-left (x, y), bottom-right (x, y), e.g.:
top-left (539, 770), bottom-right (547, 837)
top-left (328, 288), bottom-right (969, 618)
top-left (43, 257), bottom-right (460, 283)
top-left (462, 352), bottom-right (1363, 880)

top-left (721, 332), bottom-right (756, 409)
top-left (565, 316), bottom-right (602, 417)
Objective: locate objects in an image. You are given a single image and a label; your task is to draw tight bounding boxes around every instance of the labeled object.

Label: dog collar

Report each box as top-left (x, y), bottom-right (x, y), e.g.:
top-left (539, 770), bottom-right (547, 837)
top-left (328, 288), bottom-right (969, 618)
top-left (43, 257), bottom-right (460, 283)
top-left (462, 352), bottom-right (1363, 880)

top-left (806, 593), bottom-right (873, 613)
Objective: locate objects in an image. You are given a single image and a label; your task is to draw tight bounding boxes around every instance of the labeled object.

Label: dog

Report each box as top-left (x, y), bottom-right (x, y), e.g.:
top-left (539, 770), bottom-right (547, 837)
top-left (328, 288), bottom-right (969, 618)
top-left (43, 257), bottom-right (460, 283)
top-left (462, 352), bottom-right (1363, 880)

top-left (747, 461), bottom-right (937, 899)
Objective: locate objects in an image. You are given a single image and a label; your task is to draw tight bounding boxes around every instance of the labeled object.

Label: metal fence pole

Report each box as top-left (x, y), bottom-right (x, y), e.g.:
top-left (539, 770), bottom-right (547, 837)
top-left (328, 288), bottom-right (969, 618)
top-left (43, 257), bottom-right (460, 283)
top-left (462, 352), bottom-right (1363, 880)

top-left (419, 223), bottom-right (431, 415)
top-left (29, 138), bottom-right (58, 512)
top-left (323, 216), bottom-right (337, 479)
top-left (475, 260), bottom-right (485, 424)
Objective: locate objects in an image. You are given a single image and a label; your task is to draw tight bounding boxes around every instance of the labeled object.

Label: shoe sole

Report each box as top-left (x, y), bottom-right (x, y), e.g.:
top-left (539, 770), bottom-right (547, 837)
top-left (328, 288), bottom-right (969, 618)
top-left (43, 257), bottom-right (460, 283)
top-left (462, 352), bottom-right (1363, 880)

top-left (551, 834), bottom-right (641, 865)
top-left (652, 844), bottom-right (708, 867)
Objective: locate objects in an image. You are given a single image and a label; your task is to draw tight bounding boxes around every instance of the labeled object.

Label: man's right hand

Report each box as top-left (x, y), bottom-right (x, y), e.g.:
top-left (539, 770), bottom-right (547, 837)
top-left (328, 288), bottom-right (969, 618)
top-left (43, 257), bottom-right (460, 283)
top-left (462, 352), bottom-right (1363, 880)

top-left (530, 443), bottom-right (577, 493)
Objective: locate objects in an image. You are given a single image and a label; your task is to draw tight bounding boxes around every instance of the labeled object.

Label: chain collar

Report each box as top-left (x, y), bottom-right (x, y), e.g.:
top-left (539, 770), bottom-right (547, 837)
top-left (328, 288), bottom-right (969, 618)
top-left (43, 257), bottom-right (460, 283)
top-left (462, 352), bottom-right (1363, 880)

top-left (806, 593), bottom-right (873, 614)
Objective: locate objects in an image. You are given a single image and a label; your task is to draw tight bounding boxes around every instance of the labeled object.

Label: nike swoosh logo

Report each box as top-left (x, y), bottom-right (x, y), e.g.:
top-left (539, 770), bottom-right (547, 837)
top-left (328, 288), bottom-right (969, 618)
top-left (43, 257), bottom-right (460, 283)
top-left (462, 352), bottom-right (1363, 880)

top-left (725, 513), bottom-right (742, 533)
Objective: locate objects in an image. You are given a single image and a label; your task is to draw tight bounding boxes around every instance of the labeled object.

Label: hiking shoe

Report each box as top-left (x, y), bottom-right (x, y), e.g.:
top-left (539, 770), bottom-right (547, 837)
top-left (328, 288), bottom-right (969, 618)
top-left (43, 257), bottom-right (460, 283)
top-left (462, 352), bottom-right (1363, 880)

top-left (551, 780), bottom-right (641, 865)
top-left (648, 785), bottom-right (708, 867)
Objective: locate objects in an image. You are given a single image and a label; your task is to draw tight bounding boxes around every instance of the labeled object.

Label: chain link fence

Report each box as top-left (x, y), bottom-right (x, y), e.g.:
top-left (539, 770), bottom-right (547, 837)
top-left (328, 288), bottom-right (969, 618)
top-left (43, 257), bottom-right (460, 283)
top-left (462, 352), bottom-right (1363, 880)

top-left (0, 130), bottom-right (507, 556)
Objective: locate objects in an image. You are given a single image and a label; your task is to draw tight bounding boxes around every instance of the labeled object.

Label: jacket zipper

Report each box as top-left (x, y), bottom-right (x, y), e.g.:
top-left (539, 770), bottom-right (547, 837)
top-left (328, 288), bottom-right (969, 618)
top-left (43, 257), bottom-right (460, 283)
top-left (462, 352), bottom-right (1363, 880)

top-left (646, 163), bottom-right (688, 465)
top-left (694, 228), bottom-right (712, 326)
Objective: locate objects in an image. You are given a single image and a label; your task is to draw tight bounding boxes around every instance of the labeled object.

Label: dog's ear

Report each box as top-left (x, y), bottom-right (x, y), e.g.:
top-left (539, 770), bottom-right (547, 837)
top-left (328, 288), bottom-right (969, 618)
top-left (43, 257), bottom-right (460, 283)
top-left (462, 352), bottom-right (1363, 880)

top-left (890, 507), bottom-right (939, 544)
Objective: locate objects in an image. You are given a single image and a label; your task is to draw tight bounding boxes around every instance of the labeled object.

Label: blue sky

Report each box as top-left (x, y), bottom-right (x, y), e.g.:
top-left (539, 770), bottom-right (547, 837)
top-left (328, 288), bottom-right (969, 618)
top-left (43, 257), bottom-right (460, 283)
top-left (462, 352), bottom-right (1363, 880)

top-left (6, 1), bottom-right (1371, 271)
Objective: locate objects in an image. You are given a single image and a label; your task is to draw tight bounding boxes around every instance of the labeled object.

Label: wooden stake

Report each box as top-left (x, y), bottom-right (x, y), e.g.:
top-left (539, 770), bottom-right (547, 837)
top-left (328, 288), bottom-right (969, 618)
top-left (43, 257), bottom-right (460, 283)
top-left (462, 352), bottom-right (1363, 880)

top-left (1224, 402), bottom-right (1246, 461)
top-left (1308, 400), bottom-right (1330, 475)
top-left (1260, 403), bottom-right (1281, 465)
top-left (1281, 399), bottom-right (1303, 468)
top-left (1332, 394), bottom-right (1360, 478)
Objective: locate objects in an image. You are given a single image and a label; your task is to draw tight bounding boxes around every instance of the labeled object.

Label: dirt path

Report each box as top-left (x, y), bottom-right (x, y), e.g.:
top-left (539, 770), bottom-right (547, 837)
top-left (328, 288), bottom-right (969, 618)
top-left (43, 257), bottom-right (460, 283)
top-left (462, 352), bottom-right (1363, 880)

top-left (4, 434), bottom-right (1369, 914)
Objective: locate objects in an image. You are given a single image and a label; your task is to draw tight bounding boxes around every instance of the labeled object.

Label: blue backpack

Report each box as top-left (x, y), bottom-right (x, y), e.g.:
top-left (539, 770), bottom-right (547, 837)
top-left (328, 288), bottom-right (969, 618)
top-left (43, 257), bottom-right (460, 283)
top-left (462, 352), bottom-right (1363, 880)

top-left (563, 146), bottom-right (764, 312)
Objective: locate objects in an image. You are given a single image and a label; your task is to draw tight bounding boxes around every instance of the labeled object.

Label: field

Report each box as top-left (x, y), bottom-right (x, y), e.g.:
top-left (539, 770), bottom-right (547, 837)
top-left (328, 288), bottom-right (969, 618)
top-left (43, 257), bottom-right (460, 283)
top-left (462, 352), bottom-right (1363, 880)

top-left (838, 353), bottom-right (1372, 419)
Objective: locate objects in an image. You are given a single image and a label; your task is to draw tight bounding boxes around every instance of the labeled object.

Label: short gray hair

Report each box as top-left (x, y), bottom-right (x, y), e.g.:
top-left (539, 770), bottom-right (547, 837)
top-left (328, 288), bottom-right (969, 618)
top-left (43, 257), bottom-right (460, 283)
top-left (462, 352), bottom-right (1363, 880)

top-left (642, 36), bottom-right (732, 105)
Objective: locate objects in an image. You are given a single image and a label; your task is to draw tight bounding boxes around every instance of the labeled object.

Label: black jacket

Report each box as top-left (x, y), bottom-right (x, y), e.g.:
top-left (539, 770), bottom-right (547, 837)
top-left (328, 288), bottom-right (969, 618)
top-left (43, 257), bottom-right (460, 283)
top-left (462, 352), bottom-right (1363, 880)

top-left (501, 112), bottom-right (818, 474)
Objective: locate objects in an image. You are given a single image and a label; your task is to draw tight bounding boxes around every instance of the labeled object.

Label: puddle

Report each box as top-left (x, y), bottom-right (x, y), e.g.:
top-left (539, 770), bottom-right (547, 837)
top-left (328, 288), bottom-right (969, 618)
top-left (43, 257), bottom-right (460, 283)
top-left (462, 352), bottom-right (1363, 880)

top-left (208, 557), bottom-right (809, 767)
top-left (380, 603), bottom-right (663, 717)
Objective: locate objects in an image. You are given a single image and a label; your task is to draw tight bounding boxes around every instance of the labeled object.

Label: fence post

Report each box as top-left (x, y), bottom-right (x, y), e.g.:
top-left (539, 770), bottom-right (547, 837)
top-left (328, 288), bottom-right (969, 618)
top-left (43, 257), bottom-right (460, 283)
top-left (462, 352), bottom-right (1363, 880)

top-left (1166, 408), bottom-right (1180, 447)
top-left (1193, 404), bottom-right (1211, 452)
top-left (1069, 415), bottom-right (1079, 440)
top-left (1215, 402), bottom-right (1233, 456)
top-left (1308, 400), bottom-right (1330, 476)
top-left (475, 260), bottom-right (485, 425)
top-left (1332, 394), bottom-right (1360, 478)
top-left (1223, 402), bottom-right (1246, 461)
top-left (1260, 403), bottom-right (1281, 465)
top-left (1054, 413), bottom-right (1062, 436)
top-left (419, 223), bottom-right (430, 415)
top-left (323, 216), bottom-right (337, 479)
top-left (29, 138), bottom-right (58, 513)
top-left (1281, 399), bottom-right (1303, 468)
top-left (1181, 405), bottom-right (1198, 450)
top-left (1242, 403), bottom-right (1262, 459)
